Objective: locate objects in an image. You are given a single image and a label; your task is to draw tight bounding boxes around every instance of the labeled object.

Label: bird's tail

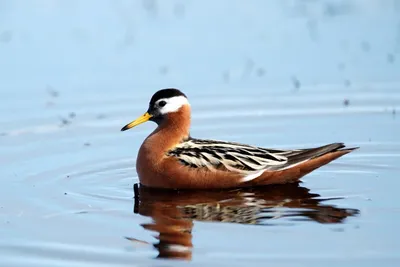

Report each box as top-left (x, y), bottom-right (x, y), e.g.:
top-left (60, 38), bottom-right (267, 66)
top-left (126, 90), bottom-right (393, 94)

top-left (279, 143), bottom-right (359, 170)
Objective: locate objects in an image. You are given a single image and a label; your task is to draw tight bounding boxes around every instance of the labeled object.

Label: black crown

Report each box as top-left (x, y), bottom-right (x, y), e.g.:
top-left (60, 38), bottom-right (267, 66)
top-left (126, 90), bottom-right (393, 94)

top-left (149, 88), bottom-right (187, 105)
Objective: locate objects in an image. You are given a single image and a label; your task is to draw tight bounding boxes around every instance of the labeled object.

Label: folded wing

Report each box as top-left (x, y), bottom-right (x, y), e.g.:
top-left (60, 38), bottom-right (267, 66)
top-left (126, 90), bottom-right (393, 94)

top-left (167, 139), bottom-right (348, 176)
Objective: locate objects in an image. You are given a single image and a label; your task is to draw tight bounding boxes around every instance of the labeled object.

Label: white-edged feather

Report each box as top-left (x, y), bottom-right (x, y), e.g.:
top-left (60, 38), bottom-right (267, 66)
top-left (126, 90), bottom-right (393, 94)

top-left (241, 170), bottom-right (265, 182)
top-left (167, 139), bottom-right (290, 175)
top-left (167, 139), bottom-right (347, 178)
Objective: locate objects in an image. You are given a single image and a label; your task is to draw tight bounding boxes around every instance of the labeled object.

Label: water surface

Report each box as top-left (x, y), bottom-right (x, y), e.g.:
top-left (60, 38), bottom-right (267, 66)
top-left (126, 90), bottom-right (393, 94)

top-left (1, 86), bottom-right (399, 266)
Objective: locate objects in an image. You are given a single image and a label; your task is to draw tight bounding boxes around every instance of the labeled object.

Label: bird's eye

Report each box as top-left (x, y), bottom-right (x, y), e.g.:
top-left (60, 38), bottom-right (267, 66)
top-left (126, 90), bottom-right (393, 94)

top-left (158, 100), bottom-right (166, 107)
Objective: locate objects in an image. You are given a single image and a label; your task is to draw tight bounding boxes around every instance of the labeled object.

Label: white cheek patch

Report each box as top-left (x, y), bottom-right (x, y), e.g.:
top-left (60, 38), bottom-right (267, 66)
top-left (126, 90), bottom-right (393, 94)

top-left (158, 96), bottom-right (189, 114)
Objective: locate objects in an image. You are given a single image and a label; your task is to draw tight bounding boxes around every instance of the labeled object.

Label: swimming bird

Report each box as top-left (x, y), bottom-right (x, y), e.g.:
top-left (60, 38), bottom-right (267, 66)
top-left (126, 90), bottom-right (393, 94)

top-left (121, 88), bottom-right (358, 189)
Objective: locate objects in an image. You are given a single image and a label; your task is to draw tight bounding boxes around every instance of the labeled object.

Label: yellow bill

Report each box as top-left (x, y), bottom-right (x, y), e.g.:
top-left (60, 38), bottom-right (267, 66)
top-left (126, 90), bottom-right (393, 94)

top-left (121, 112), bottom-right (152, 131)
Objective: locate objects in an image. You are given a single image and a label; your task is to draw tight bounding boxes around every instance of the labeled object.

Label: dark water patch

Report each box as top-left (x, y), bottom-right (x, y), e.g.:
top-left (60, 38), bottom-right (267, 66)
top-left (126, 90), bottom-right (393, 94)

top-left (0, 30), bottom-right (12, 43)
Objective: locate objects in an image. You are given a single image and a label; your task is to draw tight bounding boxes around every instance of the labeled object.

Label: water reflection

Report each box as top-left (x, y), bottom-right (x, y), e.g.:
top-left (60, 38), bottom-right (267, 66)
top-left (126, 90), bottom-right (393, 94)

top-left (129, 183), bottom-right (359, 260)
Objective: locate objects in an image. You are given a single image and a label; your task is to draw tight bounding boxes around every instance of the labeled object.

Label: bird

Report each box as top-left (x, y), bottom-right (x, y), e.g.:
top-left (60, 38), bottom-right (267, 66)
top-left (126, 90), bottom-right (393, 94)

top-left (121, 88), bottom-right (358, 189)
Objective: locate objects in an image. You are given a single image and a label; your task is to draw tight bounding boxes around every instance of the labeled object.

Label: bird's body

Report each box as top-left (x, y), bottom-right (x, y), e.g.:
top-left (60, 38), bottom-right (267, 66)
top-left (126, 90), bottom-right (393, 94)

top-left (122, 89), bottom-right (357, 189)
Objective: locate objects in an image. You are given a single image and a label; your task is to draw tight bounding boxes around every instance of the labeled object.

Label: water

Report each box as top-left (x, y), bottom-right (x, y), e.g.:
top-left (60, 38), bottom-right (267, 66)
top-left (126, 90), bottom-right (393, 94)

top-left (1, 1), bottom-right (400, 266)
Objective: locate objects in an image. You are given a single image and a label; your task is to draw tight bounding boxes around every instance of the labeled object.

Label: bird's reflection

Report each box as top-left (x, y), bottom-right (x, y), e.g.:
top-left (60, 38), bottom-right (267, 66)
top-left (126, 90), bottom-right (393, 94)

top-left (128, 183), bottom-right (359, 260)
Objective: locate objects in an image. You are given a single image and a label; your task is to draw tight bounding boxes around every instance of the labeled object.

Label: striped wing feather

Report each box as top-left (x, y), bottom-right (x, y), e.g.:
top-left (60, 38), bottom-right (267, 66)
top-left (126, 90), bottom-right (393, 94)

top-left (167, 139), bottom-right (346, 174)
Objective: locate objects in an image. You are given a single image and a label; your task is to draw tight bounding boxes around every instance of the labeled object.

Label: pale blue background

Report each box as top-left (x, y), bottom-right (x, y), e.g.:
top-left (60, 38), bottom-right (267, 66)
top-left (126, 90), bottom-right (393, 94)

top-left (1, 1), bottom-right (400, 266)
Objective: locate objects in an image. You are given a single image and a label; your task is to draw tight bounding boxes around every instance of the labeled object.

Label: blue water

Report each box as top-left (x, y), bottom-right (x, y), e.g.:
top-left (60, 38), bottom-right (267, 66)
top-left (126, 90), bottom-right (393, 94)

top-left (1, 1), bottom-right (400, 266)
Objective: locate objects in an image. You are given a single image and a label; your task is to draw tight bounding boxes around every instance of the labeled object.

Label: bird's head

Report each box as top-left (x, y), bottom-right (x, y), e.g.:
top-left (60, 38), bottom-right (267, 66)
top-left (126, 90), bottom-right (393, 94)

top-left (121, 88), bottom-right (190, 131)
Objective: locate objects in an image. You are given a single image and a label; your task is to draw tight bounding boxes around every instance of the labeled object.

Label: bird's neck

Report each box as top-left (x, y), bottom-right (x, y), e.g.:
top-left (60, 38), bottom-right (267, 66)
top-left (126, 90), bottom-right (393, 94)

top-left (157, 105), bottom-right (191, 142)
top-left (142, 105), bottom-right (191, 157)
